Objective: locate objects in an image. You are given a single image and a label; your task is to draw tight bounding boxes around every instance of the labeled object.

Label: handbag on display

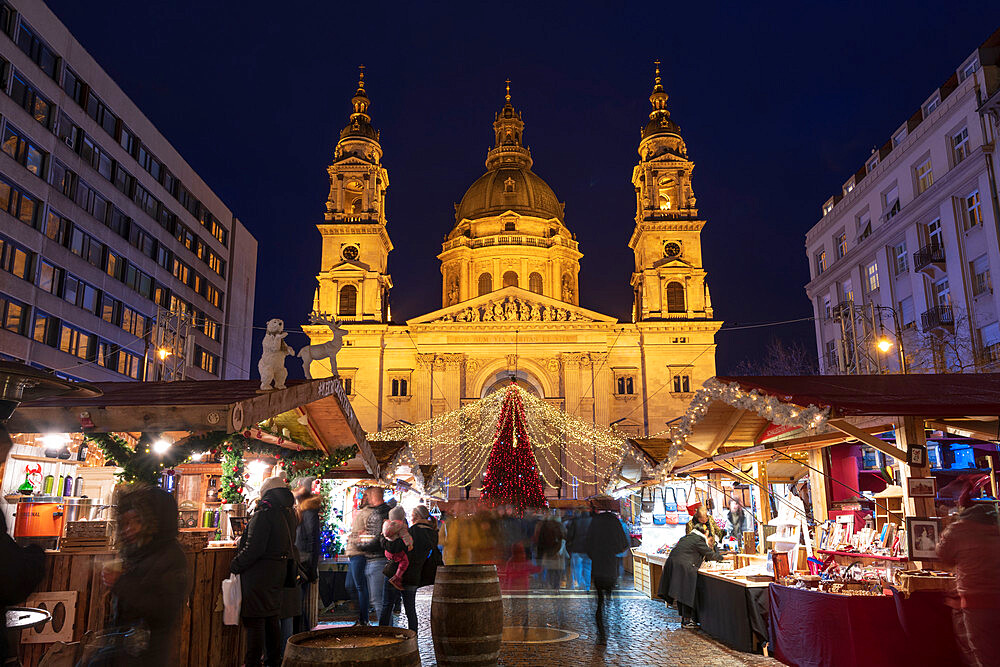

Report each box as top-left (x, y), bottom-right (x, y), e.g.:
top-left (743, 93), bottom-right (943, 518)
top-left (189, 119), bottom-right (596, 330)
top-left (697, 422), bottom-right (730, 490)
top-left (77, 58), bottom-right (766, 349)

top-left (652, 488), bottom-right (667, 526)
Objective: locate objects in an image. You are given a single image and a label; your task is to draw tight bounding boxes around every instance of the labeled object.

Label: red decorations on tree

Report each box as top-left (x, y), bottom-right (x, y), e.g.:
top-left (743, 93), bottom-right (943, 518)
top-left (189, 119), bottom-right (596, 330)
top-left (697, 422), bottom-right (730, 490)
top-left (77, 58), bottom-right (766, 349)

top-left (480, 384), bottom-right (547, 512)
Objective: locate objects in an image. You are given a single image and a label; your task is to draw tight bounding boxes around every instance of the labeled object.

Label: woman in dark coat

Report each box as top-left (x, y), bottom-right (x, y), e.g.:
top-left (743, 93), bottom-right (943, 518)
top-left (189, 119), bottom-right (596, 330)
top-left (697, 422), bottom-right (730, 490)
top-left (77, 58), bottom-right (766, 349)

top-left (231, 476), bottom-right (296, 667)
top-left (585, 507), bottom-right (630, 645)
top-left (90, 485), bottom-right (188, 667)
top-left (378, 505), bottom-right (439, 632)
top-left (658, 530), bottom-right (724, 628)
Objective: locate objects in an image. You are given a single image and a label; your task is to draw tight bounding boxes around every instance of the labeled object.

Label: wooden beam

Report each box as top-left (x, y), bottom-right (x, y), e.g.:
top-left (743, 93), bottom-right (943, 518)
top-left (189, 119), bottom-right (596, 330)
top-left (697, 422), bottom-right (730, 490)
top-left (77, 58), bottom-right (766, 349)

top-left (706, 408), bottom-right (745, 456)
top-left (828, 419), bottom-right (907, 461)
top-left (683, 444), bottom-right (713, 459)
top-left (925, 419), bottom-right (998, 442)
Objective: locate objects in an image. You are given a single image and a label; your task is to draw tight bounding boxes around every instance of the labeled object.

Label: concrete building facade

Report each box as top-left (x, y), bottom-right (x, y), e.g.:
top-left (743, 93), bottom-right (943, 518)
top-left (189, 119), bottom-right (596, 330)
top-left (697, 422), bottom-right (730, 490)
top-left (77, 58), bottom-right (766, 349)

top-left (805, 28), bottom-right (1000, 375)
top-left (0, 0), bottom-right (257, 381)
top-left (306, 67), bottom-right (722, 499)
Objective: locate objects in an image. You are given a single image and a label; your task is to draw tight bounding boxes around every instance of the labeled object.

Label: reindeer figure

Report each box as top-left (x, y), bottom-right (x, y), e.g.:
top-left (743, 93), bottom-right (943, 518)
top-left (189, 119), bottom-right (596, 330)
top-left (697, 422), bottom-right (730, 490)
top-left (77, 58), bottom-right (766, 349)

top-left (299, 313), bottom-right (348, 379)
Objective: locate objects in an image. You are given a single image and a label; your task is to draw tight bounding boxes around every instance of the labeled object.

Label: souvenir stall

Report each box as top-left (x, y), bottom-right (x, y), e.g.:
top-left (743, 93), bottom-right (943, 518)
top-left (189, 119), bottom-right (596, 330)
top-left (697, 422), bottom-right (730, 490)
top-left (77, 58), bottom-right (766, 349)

top-left (659, 374), bottom-right (1000, 665)
top-left (3, 372), bottom-right (372, 667)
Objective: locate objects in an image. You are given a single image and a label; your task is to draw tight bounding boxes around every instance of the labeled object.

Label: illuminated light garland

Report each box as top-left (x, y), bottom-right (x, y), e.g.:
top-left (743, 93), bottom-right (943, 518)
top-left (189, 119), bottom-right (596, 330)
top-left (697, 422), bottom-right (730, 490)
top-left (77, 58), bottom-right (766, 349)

top-left (369, 384), bottom-right (631, 490)
top-left (480, 386), bottom-right (547, 511)
top-left (651, 377), bottom-right (831, 480)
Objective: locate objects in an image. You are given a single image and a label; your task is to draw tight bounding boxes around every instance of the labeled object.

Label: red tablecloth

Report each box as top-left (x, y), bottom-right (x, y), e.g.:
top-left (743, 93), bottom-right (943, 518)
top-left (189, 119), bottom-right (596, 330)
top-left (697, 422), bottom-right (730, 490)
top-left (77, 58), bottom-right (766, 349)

top-left (768, 584), bottom-right (960, 666)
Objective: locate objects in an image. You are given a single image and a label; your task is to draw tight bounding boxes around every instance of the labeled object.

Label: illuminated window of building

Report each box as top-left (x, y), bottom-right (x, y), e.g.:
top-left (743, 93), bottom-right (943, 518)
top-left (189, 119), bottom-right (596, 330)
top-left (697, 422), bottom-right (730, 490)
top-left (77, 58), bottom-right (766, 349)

top-left (502, 271), bottom-right (518, 288)
top-left (866, 261), bottom-right (879, 293)
top-left (671, 374), bottom-right (691, 393)
top-left (835, 232), bottom-right (848, 259)
top-left (815, 250), bottom-right (827, 275)
top-left (964, 190), bottom-right (982, 229)
top-left (338, 284), bottom-right (357, 316)
top-left (350, 198), bottom-right (362, 214)
top-left (894, 241), bottom-right (908, 275)
top-left (478, 273), bottom-right (492, 295)
top-left (657, 177), bottom-right (672, 210)
top-left (952, 127), bottom-right (970, 164)
top-left (665, 282), bottom-right (685, 313)
top-left (528, 272), bottom-right (543, 294)
top-left (915, 158), bottom-right (933, 194)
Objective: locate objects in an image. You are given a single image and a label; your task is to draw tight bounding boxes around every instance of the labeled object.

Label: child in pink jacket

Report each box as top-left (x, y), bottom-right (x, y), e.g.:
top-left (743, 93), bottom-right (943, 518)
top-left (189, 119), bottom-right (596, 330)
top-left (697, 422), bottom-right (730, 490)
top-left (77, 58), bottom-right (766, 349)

top-left (382, 506), bottom-right (413, 590)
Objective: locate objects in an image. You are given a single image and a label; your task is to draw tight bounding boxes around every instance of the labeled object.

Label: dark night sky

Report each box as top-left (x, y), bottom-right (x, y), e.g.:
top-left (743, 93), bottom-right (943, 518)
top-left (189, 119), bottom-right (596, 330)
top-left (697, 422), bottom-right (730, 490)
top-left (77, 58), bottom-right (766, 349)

top-left (44, 1), bottom-right (1000, 376)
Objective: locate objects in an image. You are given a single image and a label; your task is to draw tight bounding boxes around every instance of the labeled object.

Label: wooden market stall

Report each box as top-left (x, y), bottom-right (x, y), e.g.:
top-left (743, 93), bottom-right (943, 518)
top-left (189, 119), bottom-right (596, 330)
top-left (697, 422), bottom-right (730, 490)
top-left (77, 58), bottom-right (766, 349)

top-left (3, 377), bottom-right (374, 667)
top-left (646, 374), bottom-right (1000, 664)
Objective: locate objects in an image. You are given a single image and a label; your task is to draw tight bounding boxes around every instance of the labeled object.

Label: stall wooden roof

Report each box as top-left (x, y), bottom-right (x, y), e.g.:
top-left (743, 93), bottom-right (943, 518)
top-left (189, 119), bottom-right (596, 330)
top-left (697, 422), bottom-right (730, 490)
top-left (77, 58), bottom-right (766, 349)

top-left (8, 377), bottom-right (378, 474)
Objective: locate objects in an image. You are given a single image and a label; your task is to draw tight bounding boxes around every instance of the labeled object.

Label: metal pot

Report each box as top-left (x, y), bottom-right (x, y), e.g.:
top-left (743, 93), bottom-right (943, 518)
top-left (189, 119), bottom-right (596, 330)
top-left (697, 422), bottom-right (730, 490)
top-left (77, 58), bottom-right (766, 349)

top-left (62, 497), bottom-right (109, 522)
top-left (14, 496), bottom-right (65, 538)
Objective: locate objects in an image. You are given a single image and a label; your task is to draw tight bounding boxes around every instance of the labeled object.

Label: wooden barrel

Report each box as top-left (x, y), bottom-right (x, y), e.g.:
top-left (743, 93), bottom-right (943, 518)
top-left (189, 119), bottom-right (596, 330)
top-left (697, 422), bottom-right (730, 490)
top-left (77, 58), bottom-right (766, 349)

top-left (431, 564), bottom-right (504, 666)
top-left (281, 627), bottom-right (419, 666)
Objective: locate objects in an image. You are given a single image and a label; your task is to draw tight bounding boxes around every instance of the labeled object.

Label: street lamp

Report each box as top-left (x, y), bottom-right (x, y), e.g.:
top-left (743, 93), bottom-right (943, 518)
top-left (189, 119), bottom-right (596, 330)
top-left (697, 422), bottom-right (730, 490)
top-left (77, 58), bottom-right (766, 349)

top-left (156, 347), bottom-right (171, 361)
top-left (876, 338), bottom-right (894, 353)
top-left (152, 439), bottom-right (172, 455)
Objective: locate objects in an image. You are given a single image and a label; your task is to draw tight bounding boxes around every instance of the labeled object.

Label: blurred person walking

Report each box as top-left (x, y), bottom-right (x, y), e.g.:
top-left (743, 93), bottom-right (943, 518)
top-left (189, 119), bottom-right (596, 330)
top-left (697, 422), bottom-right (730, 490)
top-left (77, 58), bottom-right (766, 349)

top-left (585, 502), bottom-right (630, 645)
top-left (937, 503), bottom-right (1000, 666)
top-left (379, 505), bottom-right (439, 632)
top-left (86, 486), bottom-right (188, 666)
top-left (658, 530), bottom-right (724, 628)
top-left (292, 476), bottom-right (321, 633)
top-left (359, 486), bottom-right (391, 621)
top-left (230, 476), bottom-right (296, 667)
top-left (565, 510), bottom-right (592, 590)
top-left (534, 512), bottom-right (565, 589)
top-left (345, 495), bottom-right (373, 625)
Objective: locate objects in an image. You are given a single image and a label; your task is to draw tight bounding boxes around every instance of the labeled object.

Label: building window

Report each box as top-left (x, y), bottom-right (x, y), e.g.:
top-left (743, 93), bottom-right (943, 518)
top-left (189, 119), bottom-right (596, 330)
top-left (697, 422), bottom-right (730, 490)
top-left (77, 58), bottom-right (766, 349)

top-left (478, 273), bottom-right (492, 296)
top-left (117, 351), bottom-right (140, 379)
top-left (892, 128), bottom-right (907, 146)
top-left (1, 123), bottom-right (47, 179)
top-left (927, 218), bottom-right (943, 248)
top-left (923, 96), bottom-right (939, 118)
top-left (15, 20), bottom-right (60, 81)
top-left (390, 378), bottom-right (408, 397)
top-left (960, 58), bottom-right (979, 81)
top-left (915, 158), bottom-right (934, 194)
top-left (815, 250), bottom-right (827, 275)
top-left (32, 310), bottom-right (55, 345)
top-left (665, 282), bottom-right (685, 313)
top-left (615, 375), bottom-right (636, 395)
top-left (866, 155), bottom-right (878, 173)
top-left (882, 185), bottom-right (900, 221)
top-left (195, 347), bottom-right (219, 375)
top-left (671, 374), bottom-right (691, 394)
top-left (823, 295), bottom-right (831, 319)
top-left (343, 377), bottom-right (353, 395)
top-left (972, 255), bottom-right (991, 296)
top-left (952, 127), bottom-right (970, 164)
top-left (502, 271), bottom-right (518, 288)
top-left (899, 297), bottom-right (915, 328)
top-left (338, 284), bottom-right (357, 316)
top-left (504, 220), bottom-right (516, 232)
top-left (933, 278), bottom-right (950, 307)
top-left (857, 214), bottom-right (872, 242)
top-left (0, 234), bottom-right (32, 280)
top-left (822, 201), bottom-right (834, 216)
top-left (893, 241), bottom-right (908, 276)
top-left (528, 272), bottom-right (543, 294)
top-left (866, 261), bottom-right (879, 293)
top-left (964, 190), bottom-right (982, 229)
top-left (842, 278), bottom-right (854, 304)
top-left (9, 70), bottom-right (53, 129)
top-left (824, 339), bottom-right (837, 371)
top-left (58, 323), bottom-right (91, 360)
top-left (0, 292), bottom-right (28, 335)
top-left (0, 175), bottom-right (40, 228)
top-left (835, 232), bottom-right (847, 259)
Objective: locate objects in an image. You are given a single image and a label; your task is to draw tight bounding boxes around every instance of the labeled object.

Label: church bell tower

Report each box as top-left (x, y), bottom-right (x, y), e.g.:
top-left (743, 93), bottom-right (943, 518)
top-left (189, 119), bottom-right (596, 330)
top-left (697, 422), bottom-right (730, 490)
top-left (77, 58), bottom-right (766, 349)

top-left (629, 62), bottom-right (714, 323)
top-left (315, 66), bottom-right (393, 322)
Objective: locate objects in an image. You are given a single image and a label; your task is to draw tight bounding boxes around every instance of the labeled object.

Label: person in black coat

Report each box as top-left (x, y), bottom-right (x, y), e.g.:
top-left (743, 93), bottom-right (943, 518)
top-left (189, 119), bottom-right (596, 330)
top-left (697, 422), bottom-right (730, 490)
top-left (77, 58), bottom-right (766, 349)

top-left (657, 530), bottom-right (724, 628)
top-left (231, 476), bottom-right (296, 667)
top-left (565, 511), bottom-right (593, 590)
top-left (291, 476), bottom-right (321, 634)
top-left (88, 485), bottom-right (189, 667)
top-left (379, 505), bottom-right (439, 632)
top-left (585, 505), bottom-right (630, 645)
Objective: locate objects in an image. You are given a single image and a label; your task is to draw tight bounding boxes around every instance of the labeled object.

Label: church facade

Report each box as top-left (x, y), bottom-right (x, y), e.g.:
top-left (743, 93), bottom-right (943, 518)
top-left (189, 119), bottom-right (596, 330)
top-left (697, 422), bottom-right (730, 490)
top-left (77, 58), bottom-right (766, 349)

top-left (305, 67), bottom-right (722, 498)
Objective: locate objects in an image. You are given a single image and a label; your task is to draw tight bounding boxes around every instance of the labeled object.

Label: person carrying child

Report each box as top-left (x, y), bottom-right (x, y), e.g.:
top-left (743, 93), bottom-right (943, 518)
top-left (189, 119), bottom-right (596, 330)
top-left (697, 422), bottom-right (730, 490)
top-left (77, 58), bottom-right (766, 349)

top-left (382, 506), bottom-right (413, 590)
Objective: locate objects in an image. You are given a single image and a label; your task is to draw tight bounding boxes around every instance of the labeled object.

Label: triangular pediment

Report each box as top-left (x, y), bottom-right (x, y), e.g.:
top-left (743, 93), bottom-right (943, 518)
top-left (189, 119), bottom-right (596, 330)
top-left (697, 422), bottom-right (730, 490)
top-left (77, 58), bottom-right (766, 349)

top-left (652, 256), bottom-right (692, 270)
top-left (406, 286), bottom-right (618, 325)
top-left (325, 258), bottom-right (372, 272)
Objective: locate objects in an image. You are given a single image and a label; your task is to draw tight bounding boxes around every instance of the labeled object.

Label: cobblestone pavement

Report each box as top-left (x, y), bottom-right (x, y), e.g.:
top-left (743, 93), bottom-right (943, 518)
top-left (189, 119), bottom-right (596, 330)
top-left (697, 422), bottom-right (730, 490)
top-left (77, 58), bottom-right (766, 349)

top-left (325, 588), bottom-right (778, 666)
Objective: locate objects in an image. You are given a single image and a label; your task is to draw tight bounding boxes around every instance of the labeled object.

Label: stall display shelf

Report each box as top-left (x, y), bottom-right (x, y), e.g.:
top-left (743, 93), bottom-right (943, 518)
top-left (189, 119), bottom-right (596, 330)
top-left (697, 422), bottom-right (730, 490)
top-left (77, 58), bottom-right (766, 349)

top-left (817, 549), bottom-right (908, 562)
top-left (10, 454), bottom-right (82, 465)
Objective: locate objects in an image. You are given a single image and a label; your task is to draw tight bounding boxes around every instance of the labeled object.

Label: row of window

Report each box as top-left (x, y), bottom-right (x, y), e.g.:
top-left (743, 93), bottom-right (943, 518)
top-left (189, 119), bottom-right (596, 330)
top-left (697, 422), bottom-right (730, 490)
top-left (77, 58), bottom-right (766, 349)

top-left (0, 290), bottom-right (145, 379)
top-left (0, 61), bottom-right (231, 282)
top-left (0, 7), bottom-right (231, 250)
top-left (0, 207), bottom-right (222, 344)
top-left (815, 189), bottom-right (983, 276)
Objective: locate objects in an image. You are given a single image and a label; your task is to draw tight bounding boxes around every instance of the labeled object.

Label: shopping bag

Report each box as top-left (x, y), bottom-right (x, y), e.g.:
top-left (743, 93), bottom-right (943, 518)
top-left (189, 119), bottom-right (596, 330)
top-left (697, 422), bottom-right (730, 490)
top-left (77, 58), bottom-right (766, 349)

top-left (222, 573), bottom-right (241, 626)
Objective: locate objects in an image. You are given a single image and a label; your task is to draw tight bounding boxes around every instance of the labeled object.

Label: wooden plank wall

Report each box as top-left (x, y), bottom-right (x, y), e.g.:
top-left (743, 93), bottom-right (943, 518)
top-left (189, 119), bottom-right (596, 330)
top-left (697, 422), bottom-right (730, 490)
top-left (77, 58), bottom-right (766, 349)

top-left (18, 548), bottom-right (243, 667)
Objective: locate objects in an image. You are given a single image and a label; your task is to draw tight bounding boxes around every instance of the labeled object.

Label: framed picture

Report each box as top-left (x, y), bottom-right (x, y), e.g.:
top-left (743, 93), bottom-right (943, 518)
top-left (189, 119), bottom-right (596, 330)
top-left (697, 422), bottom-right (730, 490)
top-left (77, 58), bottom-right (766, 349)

top-left (905, 517), bottom-right (942, 560)
top-left (907, 444), bottom-right (927, 467)
top-left (882, 522), bottom-right (897, 549)
top-left (907, 477), bottom-right (937, 497)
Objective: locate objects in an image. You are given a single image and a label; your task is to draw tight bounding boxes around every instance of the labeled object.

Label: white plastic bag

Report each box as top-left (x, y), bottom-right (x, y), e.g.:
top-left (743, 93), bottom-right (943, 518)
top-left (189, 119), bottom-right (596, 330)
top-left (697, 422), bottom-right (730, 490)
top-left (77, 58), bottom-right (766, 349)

top-left (222, 573), bottom-right (241, 625)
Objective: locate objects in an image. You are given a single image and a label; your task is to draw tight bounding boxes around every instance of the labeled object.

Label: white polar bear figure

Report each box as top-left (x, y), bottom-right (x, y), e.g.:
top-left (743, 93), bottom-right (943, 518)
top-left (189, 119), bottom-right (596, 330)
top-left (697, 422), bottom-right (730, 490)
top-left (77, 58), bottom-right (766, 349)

top-left (258, 319), bottom-right (294, 391)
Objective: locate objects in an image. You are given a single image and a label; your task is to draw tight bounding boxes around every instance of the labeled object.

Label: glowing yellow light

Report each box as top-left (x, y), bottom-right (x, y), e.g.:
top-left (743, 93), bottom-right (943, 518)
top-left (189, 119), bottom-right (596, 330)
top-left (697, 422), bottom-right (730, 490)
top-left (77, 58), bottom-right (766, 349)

top-left (876, 338), bottom-right (893, 353)
top-left (157, 347), bottom-right (171, 360)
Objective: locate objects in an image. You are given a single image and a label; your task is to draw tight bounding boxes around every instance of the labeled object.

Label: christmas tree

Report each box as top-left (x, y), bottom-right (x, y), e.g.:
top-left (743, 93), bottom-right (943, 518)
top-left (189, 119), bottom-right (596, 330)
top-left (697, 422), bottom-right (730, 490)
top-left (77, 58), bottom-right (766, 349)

top-left (480, 384), bottom-right (547, 512)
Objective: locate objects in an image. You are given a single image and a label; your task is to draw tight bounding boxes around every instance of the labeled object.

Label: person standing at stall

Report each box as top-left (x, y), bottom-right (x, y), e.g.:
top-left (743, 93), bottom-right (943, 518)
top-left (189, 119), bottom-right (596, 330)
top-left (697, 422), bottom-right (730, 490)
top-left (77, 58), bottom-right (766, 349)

top-left (658, 529), bottom-right (724, 628)
top-left (565, 510), bottom-right (592, 591)
top-left (292, 476), bottom-right (321, 633)
top-left (379, 505), bottom-right (439, 632)
top-left (359, 486), bottom-right (391, 624)
top-left (345, 495), bottom-right (373, 625)
top-left (585, 502), bottom-right (630, 646)
top-left (686, 503), bottom-right (723, 542)
top-left (90, 485), bottom-right (188, 667)
top-left (230, 476), bottom-right (296, 667)
top-left (725, 500), bottom-right (747, 548)
top-left (937, 502), bottom-right (1000, 666)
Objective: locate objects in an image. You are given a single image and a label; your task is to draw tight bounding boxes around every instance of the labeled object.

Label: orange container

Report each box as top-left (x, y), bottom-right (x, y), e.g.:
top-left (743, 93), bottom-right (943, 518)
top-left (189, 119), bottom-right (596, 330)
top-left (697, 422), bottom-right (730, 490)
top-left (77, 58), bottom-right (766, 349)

top-left (14, 497), bottom-right (66, 538)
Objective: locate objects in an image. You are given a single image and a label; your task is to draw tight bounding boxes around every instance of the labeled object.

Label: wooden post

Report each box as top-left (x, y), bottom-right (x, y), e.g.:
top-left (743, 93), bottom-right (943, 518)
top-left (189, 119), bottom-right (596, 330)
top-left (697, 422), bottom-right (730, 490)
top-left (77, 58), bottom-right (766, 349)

top-left (752, 462), bottom-right (772, 549)
top-left (807, 449), bottom-right (829, 549)
top-left (896, 415), bottom-right (932, 567)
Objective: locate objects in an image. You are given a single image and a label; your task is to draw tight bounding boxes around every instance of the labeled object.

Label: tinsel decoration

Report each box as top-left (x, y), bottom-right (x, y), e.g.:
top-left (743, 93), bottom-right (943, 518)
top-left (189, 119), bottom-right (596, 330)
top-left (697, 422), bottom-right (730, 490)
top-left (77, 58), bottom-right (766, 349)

top-left (480, 385), bottom-right (548, 512)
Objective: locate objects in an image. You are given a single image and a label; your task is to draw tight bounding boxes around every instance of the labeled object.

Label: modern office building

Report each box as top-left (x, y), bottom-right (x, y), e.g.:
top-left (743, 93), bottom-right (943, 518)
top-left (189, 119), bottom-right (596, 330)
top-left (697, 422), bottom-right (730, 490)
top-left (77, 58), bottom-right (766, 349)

top-left (805, 28), bottom-right (1000, 375)
top-left (0, 0), bottom-right (257, 381)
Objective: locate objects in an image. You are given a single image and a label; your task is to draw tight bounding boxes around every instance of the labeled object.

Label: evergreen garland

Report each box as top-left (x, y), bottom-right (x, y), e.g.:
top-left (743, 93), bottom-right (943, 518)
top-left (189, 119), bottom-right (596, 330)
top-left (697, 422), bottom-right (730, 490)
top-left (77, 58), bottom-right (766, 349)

top-left (219, 444), bottom-right (246, 503)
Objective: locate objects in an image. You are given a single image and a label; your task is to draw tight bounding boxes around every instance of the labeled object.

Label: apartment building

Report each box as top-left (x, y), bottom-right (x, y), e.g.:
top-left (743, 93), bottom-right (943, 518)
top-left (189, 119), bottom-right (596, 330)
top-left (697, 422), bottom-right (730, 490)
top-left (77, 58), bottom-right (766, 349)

top-left (805, 28), bottom-right (1000, 375)
top-left (0, 0), bottom-right (256, 381)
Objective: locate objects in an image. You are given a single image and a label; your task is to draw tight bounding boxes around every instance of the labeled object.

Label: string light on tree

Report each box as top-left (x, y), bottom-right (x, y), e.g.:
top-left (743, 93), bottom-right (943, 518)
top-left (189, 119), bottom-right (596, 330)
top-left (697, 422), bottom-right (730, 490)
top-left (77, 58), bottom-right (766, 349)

top-left (479, 385), bottom-right (547, 512)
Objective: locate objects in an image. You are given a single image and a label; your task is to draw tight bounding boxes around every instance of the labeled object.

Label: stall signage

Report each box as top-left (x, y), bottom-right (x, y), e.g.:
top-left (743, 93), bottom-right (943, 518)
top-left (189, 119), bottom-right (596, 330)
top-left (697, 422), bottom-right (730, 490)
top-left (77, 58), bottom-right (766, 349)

top-left (755, 422), bottom-right (802, 445)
